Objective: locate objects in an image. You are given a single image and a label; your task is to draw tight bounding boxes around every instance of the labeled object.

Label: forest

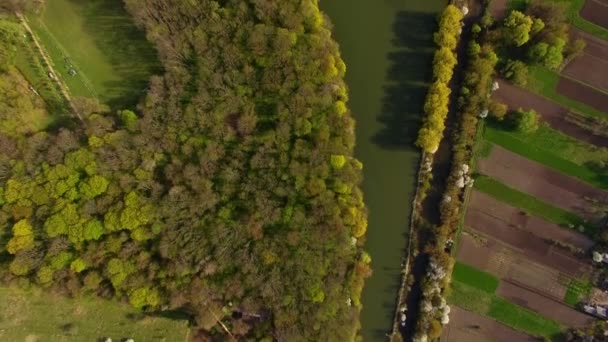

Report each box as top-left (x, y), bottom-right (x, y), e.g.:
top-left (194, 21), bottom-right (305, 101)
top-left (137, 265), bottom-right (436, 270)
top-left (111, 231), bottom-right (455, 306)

top-left (0, 0), bottom-right (369, 340)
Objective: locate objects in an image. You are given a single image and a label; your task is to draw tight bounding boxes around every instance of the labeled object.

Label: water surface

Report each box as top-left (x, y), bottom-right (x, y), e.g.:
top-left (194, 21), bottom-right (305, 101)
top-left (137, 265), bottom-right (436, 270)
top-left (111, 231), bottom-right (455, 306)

top-left (321, 0), bottom-right (444, 339)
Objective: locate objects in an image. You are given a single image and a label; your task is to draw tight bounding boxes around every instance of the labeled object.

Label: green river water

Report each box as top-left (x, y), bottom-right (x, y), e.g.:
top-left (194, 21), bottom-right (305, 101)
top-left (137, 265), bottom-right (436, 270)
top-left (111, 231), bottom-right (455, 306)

top-left (320, 1), bottom-right (445, 340)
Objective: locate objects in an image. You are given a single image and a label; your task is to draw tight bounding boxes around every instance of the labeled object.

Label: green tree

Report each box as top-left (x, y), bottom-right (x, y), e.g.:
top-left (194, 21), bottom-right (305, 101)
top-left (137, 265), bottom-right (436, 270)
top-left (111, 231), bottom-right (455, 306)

top-left (129, 287), bottom-right (161, 309)
top-left (6, 219), bottom-right (34, 254)
top-left (514, 108), bottom-right (540, 133)
top-left (503, 11), bottom-right (533, 46)
top-left (79, 175), bottom-right (109, 199)
top-left (501, 59), bottom-right (528, 86)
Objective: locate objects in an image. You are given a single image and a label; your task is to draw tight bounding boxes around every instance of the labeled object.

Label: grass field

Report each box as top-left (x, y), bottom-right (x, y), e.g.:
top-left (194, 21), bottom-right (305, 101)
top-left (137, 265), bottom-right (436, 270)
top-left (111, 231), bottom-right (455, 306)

top-left (449, 280), bottom-right (562, 338)
top-left (484, 122), bottom-right (608, 190)
top-left (564, 279), bottom-right (592, 306)
top-left (527, 66), bottom-right (608, 120)
top-left (452, 262), bottom-right (500, 294)
top-left (27, 0), bottom-right (161, 108)
top-left (474, 175), bottom-right (593, 234)
top-left (0, 286), bottom-right (189, 341)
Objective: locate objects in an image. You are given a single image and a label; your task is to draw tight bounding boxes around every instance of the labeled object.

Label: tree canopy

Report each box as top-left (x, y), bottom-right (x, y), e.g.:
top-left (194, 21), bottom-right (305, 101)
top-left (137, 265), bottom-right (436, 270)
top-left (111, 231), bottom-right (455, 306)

top-left (0, 1), bottom-right (369, 340)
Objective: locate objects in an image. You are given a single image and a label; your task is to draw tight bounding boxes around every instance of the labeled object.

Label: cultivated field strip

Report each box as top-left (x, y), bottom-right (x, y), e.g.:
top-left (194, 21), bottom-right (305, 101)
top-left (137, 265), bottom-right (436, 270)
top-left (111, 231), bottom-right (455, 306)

top-left (477, 146), bottom-right (608, 221)
top-left (492, 80), bottom-right (608, 147)
top-left (440, 306), bottom-right (538, 342)
top-left (580, 0), bottom-right (608, 30)
top-left (467, 191), bottom-right (594, 250)
top-left (497, 280), bottom-right (593, 327)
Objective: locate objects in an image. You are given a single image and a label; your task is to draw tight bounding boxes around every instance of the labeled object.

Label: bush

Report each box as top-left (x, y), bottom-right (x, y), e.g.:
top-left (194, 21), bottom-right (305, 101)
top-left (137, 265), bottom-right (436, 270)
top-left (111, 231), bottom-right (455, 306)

top-left (488, 100), bottom-right (509, 120)
top-left (514, 108), bottom-right (539, 133)
top-left (500, 59), bottom-right (528, 87)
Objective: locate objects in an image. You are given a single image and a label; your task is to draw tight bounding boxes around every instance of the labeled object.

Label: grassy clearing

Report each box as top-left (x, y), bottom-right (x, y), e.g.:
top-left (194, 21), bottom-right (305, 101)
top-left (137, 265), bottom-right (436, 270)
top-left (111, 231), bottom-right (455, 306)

top-left (27, 0), bottom-right (161, 108)
top-left (551, 0), bottom-right (608, 40)
top-left (564, 279), bottom-right (592, 306)
top-left (527, 66), bottom-right (607, 120)
top-left (484, 122), bottom-right (608, 190)
top-left (449, 281), bottom-right (562, 338)
top-left (474, 175), bottom-right (593, 233)
top-left (0, 286), bottom-right (189, 341)
top-left (452, 262), bottom-right (500, 294)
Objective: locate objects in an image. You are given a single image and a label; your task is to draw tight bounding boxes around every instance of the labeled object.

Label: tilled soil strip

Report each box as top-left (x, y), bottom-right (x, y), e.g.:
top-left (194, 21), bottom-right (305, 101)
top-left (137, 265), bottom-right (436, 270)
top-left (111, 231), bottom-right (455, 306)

top-left (465, 210), bottom-right (591, 277)
top-left (457, 232), bottom-right (583, 297)
top-left (556, 77), bottom-right (608, 114)
top-left (562, 54), bottom-right (608, 92)
top-left (440, 306), bottom-right (537, 342)
top-left (492, 80), bottom-right (608, 147)
top-left (580, 0), bottom-right (608, 30)
top-left (478, 146), bottom-right (608, 221)
top-left (497, 280), bottom-right (594, 328)
top-left (468, 191), bottom-right (594, 251)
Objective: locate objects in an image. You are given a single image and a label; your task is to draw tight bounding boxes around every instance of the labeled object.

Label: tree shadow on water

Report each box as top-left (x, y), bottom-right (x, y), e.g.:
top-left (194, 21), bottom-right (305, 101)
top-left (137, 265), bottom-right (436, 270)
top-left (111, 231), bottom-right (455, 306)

top-left (373, 11), bottom-right (439, 150)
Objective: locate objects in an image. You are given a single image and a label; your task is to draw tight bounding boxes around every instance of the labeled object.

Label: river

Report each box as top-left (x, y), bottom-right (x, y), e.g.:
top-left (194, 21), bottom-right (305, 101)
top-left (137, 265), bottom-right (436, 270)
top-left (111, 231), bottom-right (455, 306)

top-left (320, 0), bottom-right (445, 340)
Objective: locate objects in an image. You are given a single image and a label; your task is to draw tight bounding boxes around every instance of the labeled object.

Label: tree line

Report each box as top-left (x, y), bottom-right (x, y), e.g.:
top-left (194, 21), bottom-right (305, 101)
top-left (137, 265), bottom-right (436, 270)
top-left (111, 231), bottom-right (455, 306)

top-left (416, 5), bottom-right (464, 154)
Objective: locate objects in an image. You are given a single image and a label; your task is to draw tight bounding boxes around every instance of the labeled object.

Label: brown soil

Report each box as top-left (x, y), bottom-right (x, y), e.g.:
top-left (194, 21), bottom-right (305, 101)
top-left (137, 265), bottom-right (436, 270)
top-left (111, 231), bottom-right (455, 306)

top-left (556, 77), bottom-right (608, 113)
top-left (580, 0), bottom-right (608, 30)
top-left (571, 28), bottom-right (608, 61)
top-left (497, 280), bottom-right (594, 328)
top-left (468, 191), bottom-right (594, 251)
top-left (488, 0), bottom-right (509, 20)
top-left (478, 146), bottom-right (608, 221)
top-left (465, 210), bottom-right (591, 277)
top-left (440, 306), bottom-right (537, 342)
top-left (563, 54), bottom-right (608, 92)
top-left (492, 80), bottom-right (608, 147)
top-left (457, 233), bottom-right (577, 299)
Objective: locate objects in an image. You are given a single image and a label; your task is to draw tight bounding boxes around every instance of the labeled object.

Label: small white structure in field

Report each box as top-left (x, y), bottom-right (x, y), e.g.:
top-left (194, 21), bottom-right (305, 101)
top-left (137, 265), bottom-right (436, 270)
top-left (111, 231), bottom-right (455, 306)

top-left (48, 72), bottom-right (56, 80)
top-left (461, 6), bottom-right (469, 16)
top-left (492, 81), bottom-right (500, 91)
top-left (346, 297), bottom-right (352, 306)
top-left (125, 339), bottom-right (135, 342)
top-left (103, 338), bottom-right (112, 342)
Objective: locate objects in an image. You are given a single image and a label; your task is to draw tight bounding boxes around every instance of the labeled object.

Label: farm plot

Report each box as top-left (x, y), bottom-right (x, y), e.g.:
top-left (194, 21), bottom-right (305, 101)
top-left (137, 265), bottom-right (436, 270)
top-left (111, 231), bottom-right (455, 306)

top-left (491, 79), bottom-right (608, 147)
top-left (556, 77), bottom-right (608, 114)
top-left (440, 306), bottom-right (537, 342)
top-left (457, 233), bottom-right (585, 297)
top-left (465, 211), bottom-right (592, 278)
top-left (497, 280), bottom-right (594, 327)
top-left (477, 145), bottom-right (608, 221)
top-left (580, 0), bottom-right (608, 30)
top-left (467, 191), bottom-right (594, 251)
top-left (562, 55), bottom-right (608, 92)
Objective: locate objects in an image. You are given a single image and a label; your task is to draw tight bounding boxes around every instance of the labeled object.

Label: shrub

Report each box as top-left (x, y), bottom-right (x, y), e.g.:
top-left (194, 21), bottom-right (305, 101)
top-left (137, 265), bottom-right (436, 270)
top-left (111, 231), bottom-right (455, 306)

top-left (501, 59), bottom-right (528, 87)
top-left (514, 108), bottom-right (539, 133)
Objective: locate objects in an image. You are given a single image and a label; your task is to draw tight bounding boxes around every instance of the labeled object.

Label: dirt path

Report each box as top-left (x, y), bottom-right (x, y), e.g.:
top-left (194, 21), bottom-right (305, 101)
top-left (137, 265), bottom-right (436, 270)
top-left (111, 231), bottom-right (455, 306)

top-left (497, 280), bottom-right (594, 328)
top-left (16, 12), bottom-right (81, 120)
top-left (478, 146), bottom-right (608, 221)
top-left (468, 191), bottom-right (594, 251)
top-left (492, 79), bottom-right (608, 147)
top-left (440, 306), bottom-right (537, 342)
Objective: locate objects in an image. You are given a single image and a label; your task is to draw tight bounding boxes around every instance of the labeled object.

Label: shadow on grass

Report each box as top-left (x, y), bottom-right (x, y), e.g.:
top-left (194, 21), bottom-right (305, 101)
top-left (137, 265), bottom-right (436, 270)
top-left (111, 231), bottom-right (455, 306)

top-left (373, 11), bottom-right (437, 150)
top-left (65, 0), bottom-right (163, 109)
